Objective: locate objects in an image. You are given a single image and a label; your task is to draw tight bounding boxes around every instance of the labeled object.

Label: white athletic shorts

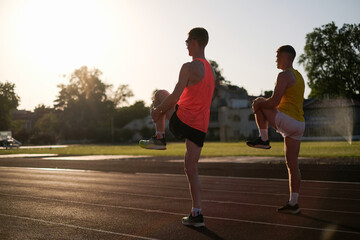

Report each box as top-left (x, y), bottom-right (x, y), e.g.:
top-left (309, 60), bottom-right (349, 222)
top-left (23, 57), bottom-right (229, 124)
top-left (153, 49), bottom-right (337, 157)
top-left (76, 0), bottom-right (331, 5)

top-left (275, 110), bottom-right (305, 141)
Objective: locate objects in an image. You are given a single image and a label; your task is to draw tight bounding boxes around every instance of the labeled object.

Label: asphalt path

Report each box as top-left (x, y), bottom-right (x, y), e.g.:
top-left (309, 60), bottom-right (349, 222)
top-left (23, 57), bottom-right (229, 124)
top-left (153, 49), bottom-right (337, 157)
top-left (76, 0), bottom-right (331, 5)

top-left (0, 156), bottom-right (359, 239)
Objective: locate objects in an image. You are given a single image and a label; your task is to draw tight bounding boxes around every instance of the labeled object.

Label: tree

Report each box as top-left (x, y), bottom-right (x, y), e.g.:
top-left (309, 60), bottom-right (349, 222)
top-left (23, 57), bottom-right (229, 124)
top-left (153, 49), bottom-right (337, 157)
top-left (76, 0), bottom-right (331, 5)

top-left (114, 101), bottom-right (150, 128)
top-left (55, 66), bottom-right (110, 110)
top-left (108, 84), bottom-right (134, 108)
top-left (30, 112), bottom-right (60, 144)
top-left (0, 81), bottom-right (20, 130)
top-left (54, 66), bottom-right (116, 141)
top-left (209, 60), bottom-right (248, 97)
top-left (263, 90), bottom-right (273, 98)
top-left (209, 60), bottom-right (229, 85)
top-left (299, 22), bottom-right (360, 100)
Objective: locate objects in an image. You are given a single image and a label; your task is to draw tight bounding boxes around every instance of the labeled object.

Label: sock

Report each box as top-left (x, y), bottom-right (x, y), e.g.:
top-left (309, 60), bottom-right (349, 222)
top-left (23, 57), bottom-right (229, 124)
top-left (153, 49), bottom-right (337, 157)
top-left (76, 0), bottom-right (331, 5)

top-left (289, 192), bottom-right (299, 206)
top-left (260, 129), bottom-right (268, 141)
top-left (191, 207), bottom-right (202, 217)
top-left (156, 131), bottom-right (165, 139)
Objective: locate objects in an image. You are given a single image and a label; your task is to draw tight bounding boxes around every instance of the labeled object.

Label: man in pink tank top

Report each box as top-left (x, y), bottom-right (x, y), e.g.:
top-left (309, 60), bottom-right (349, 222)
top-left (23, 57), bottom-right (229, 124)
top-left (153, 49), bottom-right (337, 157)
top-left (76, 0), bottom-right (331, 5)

top-left (139, 28), bottom-right (215, 227)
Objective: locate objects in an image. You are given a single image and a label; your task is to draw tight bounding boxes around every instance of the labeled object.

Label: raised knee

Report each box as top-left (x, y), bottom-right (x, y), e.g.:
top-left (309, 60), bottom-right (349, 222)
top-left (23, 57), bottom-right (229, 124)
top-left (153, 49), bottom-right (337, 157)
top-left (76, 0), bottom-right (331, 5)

top-left (154, 89), bottom-right (169, 100)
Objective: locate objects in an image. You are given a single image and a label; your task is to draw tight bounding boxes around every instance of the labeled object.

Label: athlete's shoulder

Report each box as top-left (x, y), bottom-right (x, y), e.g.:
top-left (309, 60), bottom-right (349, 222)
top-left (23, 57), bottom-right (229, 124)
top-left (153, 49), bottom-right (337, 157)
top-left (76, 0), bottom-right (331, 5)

top-left (180, 62), bottom-right (192, 74)
top-left (278, 70), bottom-right (295, 81)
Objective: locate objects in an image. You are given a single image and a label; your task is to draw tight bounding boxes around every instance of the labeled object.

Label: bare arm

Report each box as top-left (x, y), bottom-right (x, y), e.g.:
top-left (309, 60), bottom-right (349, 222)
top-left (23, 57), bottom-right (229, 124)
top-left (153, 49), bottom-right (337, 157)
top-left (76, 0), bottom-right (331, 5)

top-left (151, 63), bottom-right (191, 121)
top-left (253, 71), bottom-right (290, 112)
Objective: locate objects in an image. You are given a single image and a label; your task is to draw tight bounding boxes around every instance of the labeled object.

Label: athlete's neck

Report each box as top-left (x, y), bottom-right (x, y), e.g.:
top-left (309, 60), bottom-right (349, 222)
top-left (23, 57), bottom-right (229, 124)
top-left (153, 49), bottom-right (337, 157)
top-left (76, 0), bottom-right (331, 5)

top-left (192, 51), bottom-right (205, 60)
top-left (281, 64), bottom-right (293, 71)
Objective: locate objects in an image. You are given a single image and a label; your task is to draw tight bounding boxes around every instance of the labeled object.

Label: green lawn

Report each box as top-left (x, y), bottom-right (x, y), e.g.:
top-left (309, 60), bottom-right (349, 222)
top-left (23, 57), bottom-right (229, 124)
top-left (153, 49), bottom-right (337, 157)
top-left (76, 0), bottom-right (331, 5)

top-left (1, 141), bottom-right (359, 158)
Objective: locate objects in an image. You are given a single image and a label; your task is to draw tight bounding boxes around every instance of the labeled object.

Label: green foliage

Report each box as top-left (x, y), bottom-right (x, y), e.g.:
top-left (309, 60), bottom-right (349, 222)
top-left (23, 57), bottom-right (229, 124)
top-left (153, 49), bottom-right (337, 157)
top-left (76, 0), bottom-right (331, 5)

top-left (110, 84), bottom-right (134, 108)
top-left (209, 60), bottom-right (248, 97)
top-left (114, 101), bottom-right (150, 128)
top-left (30, 112), bottom-right (60, 144)
top-left (263, 90), bottom-right (273, 98)
top-left (54, 66), bottom-right (116, 141)
top-left (299, 22), bottom-right (360, 100)
top-left (209, 60), bottom-right (228, 85)
top-left (0, 81), bottom-right (20, 130)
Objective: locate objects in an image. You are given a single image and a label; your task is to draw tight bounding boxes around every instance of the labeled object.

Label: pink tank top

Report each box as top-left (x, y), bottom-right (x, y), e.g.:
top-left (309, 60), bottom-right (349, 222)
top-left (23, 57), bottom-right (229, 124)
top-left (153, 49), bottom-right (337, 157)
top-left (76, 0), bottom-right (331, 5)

top-left (176, 58), bottom-right (215, 133)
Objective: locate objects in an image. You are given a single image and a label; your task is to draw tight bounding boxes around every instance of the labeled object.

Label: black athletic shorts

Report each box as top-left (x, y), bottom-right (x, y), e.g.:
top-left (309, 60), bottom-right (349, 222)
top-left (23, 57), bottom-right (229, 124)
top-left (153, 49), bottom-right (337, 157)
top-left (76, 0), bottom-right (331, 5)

top-left (169, 106), bottom-right (206, 147)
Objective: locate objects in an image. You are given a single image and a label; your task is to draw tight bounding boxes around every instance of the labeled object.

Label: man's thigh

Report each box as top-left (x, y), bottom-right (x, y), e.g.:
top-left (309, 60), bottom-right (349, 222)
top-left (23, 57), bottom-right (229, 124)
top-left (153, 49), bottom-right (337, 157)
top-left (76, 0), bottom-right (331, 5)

top-left (185, 139), bottom-right (202, 164)
top-left (261, 108), bottom-right (278, 129)
top-left (154, 90), bottom-right (175, 120)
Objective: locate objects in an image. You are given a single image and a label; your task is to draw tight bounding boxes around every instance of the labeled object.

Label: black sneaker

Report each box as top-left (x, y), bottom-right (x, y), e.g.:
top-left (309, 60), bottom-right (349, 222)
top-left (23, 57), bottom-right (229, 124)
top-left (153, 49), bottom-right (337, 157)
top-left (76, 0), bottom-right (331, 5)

top-left (277, 202), bottom-right (301, 214)
top-left (246, 137), bottom-right (271, 149)
top-left (139, 136), bottom-right (166, 150)
top-left (182, 214), bottom-right (205, 227)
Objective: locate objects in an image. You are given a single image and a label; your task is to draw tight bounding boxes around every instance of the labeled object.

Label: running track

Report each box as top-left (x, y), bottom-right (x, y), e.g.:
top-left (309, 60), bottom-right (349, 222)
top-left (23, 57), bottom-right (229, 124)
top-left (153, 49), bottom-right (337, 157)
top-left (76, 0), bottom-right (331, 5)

top-left (0, 166), bottom-right (359, 240)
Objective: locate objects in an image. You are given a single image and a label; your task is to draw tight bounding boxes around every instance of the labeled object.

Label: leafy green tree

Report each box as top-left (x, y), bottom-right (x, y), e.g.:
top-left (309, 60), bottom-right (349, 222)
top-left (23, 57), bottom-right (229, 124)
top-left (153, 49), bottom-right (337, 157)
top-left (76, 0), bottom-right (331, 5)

top-left (263, 90), bottom-right (273, 98)
top-left (209, 60), bottom-right (228, 85)
top-left (30, 112), bottom-right (60, 144)
top-left (299, 22), bottom-right (360, 100)
top-left (114, 101), bottom-right (150, 129)
top-left (209, 60), bottom-right (248, 97)
top-left (0, 81), bottom-right (20, 130)
top-left (109, 84), bottom-right (134, 108)
top-left (55, 66), bottom-right (117, 141)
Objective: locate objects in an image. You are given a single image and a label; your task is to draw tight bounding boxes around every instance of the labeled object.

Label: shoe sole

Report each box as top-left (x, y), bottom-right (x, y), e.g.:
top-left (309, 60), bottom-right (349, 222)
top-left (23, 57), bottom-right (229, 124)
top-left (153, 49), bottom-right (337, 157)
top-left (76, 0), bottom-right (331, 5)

top-left (182, 221), bottom-right (205, 227)
top-left (246, 143), bottom-right (271, 149)
top-left (139, 144), bottom-right (166, 150)
top-left (277, 209), bottom-right (301, 214)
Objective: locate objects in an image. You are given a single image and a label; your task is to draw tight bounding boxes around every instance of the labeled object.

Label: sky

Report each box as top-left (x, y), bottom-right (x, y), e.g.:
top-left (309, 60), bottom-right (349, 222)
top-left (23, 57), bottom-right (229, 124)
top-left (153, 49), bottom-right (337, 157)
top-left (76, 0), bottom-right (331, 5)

top-left (1, 0), bottom-right (359, 111)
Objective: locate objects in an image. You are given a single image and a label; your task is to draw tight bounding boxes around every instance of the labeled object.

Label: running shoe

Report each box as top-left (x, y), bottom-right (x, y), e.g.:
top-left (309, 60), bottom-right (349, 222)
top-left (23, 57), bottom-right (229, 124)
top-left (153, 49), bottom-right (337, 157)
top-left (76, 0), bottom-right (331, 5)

top-left (246, 137), bottom-right (271, 149)
top-left (277, 202), bottom-right (301, 214)
top-left (139, 136), bottom-right (166, 150)
top-left (182, 214), bottom-right (205, 227)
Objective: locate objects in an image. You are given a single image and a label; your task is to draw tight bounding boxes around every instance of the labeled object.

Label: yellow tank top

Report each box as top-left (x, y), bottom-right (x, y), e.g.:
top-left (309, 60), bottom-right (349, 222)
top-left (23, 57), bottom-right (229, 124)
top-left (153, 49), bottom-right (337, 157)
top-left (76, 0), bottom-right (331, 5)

top-left (277, 68), bottom-right (305, 122)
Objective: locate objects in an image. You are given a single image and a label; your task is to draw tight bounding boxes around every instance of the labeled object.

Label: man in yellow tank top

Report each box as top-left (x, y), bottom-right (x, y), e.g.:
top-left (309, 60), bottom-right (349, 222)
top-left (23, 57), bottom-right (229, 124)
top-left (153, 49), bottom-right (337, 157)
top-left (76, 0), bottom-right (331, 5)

top-left (246, 45), bottom-right (305, 214)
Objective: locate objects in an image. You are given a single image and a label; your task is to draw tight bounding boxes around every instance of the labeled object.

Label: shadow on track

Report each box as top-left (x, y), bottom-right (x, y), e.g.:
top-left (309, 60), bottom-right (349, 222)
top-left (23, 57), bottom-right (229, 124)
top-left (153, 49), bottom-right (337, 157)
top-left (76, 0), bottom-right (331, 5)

top-left (185, 226), bottom-right (225, 240)
top-left (297, 213), bottom-right (360, 233)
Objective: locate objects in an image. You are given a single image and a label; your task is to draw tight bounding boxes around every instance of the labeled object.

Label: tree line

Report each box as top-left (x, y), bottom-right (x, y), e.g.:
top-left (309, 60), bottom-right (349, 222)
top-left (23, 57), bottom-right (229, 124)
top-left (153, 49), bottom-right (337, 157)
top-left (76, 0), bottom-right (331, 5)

top-left (0, 22), bottom-right (359, 144)
top-left (4, 66), bottom-right (153, 144)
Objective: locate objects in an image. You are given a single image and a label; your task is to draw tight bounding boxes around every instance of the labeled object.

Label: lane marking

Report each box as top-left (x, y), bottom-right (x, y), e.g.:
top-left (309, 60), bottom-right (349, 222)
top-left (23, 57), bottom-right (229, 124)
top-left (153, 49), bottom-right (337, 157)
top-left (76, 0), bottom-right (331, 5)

top-left (0, 213), bottom-right (158, 240)
top-left (0, 177), bottom-right (359, 202)
top-left (136, 173), bottom-right (360, 185)
top-left (0, 193), bottom-right (359, 235)
top-left (0, 154), bottom-right (58, 158)
top-left (1, 167), bottom-right (359, 194)
top-left (43, 155), bottom-right (151, 161)
top-left (1, 166), bottom-right (359, 185)
top-left (0, 185), bottom-right (359, 215)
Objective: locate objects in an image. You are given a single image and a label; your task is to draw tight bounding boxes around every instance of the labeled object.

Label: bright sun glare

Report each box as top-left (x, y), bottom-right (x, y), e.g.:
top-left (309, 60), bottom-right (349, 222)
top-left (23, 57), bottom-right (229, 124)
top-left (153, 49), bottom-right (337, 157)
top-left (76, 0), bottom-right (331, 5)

top-left (15, 0), bottom-right (109, 72)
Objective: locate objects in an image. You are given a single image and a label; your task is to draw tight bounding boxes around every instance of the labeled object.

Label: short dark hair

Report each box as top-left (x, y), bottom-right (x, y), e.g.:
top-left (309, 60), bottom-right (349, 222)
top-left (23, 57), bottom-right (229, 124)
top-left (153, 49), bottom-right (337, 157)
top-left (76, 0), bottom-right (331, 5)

top-left (277, 45), bottom-right (296, 61)
top-left (188, 27), bottom-right (209, 48)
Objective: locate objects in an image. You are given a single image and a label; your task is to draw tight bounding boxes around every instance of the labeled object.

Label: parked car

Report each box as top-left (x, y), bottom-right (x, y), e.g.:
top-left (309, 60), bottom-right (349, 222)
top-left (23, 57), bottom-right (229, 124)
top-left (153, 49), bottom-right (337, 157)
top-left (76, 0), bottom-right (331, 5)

top-left (0, 136), bottom-right (22, 149)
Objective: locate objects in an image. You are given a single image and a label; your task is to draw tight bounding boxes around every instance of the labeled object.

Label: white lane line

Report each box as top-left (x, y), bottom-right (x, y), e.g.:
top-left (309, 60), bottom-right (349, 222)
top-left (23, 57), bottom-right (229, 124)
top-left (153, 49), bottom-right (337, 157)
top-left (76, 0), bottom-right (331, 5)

top-left (0, 154), bottom-right (58, 158)
top-left (0, 184), bottom-right (359, 215)
top-left (0, 177), bottom-right (359, 202)
top-left (1, 167), bottom-right (359, 185)
top-left (204, 215), bottom-right (360, 235)
top-left (0, 166), bottom-right (100, 173)
top-left (136, 173), bottom-right (360, 185)
top-left (1, 166), bottom-right (359, 194)
top-left (43, 155), bottom-right (151, 161)
top-left (0, 213), bottom-right (158, 240)
top-left (1, 167), bottom-right (359, 194)
top-left (1, 193), bottom-right (359, 235)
